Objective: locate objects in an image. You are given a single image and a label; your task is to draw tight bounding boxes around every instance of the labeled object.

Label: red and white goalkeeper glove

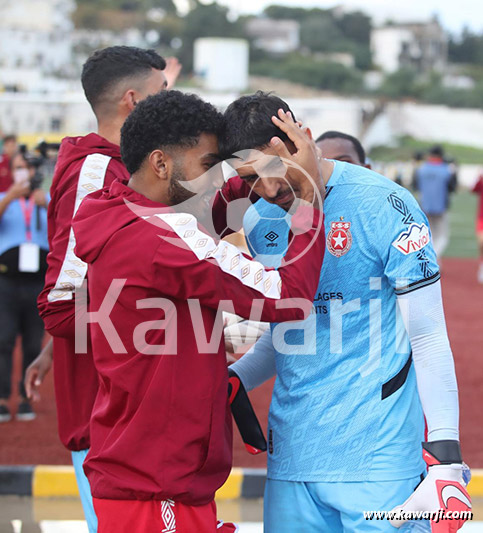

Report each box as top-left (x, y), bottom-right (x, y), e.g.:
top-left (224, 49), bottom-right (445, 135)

top-left (389, 441), bottom-right (471, 532)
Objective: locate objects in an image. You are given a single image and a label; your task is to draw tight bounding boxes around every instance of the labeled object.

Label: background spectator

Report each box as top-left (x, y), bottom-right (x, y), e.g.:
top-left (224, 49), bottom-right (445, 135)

top-left (415, 145), bottom-right (455, 259)
top-left (0, 135), bottom-right (18, 192)
top-left (0, 151), bottom-right (49, 422)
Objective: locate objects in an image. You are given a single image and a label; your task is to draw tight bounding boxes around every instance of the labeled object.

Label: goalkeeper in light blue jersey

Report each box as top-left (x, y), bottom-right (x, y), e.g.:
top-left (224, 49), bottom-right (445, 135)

top-left (221, 93), bottom-right (471, 533)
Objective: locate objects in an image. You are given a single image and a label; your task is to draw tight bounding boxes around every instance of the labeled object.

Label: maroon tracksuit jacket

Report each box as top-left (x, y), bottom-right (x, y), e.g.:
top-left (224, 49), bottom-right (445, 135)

top-left (38, 134), bottom-right (130, 451)
top-left (72, 180), bottom-right (325, 504)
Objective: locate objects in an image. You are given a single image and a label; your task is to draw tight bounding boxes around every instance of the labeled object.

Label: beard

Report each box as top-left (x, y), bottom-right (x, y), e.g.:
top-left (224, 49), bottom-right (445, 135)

top-left (168, 163), bottom-right (196, 205)
top-left (168, 163), bottom-right (213, 225)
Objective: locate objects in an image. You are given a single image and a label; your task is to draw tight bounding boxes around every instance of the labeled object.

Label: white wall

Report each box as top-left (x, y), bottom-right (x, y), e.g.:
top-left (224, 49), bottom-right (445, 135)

top-left (364, 102), bottom-right (483, 151)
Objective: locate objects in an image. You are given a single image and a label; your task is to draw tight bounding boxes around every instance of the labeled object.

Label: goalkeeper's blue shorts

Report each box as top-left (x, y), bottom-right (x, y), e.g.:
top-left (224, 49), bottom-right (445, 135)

top-left (72, 449), bottom-right (97, 533)
top-left (264, 474), bottom-right (423, 532)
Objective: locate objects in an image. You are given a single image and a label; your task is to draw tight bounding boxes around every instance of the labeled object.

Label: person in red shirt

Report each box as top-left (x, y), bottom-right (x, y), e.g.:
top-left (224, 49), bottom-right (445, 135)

top-left (473, 175), bottom-right (483, 283)
top-left (25, 46), bottom-right (171, 533)
top-left (71, 90), bottom-right (325, 533)
top-left (0, 135), bottom-right (18, 192)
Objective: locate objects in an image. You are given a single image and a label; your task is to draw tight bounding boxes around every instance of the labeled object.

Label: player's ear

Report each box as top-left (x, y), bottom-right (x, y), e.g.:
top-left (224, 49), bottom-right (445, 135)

top-left (304, 127), bottom-right (313, 140)
top-left (149, 150), bottom-right (171, 181)
top-left (122, 89), bottom-right (138, 112)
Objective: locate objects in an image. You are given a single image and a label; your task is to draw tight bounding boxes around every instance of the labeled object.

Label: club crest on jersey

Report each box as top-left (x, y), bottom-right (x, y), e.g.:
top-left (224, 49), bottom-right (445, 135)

top-left (327, 221), bottom-right (352, 257)
top-left (392, 223), bottom-right (430, 255)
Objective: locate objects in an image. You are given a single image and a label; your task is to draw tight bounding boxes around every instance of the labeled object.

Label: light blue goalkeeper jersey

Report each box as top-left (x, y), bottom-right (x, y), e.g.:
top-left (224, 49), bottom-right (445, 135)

top-left (243, 161), bottom-right (440, 482)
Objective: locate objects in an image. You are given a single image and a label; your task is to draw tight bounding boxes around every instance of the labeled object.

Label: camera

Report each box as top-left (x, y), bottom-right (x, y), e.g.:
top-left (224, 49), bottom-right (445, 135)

top-left (19, 141), bottom-right (60, 192)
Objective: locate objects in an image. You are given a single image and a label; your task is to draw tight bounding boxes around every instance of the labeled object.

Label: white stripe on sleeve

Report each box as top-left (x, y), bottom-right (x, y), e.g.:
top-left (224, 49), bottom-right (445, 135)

top-left (156, 212), bottom-right (282, 299)
top-left (48, 153), bottom-right (111, 302)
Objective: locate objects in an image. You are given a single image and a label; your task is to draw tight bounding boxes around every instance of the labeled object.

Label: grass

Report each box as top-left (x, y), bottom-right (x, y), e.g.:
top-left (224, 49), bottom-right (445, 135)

top-left (370, 136), bottom-right (483, 165)
top-left (445, 190), bottom-right (479, 258)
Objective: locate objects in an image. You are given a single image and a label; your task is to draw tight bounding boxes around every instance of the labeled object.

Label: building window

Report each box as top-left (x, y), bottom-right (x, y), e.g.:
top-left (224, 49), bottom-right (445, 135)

top-left (51, 118), bottom-right (62, 132)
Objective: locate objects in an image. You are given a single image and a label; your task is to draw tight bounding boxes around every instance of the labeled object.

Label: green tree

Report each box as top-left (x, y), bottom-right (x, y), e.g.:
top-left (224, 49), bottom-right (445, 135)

top-left (153, 14), bottom-right (184, 47)
top-left (449, 28), bottom-right (483, 65)
top-left (335, 11), bottom-right (371, 45)
top-left (380, 68), bottom-right (419, 98)
top-left (263, 4), bottom-right (372, 70)
top-left (251, 54), bottom-right (363, 93)
top-left (300, 16), bottom-right (344, 53)
top-left (263, 5), bottom-right (330, 22)
top-left (76, 0), bottom-right (177, 11)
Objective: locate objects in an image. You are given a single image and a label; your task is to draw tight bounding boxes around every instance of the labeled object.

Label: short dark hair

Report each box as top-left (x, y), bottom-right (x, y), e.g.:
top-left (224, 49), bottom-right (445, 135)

top-left (3, 135), bottom-right (17, 144)
top-left (315, 131), bottom-right (366, 165)
top-left (9, 150), bottom-right (33, 169)
top-left (429, 145), bottom-right (444, 158)
top-left (81, 46), bottom-right (166, 113)
top-left (220, 91), bottom-right (295, 158)
top-left (121, 90), bottom-right (223, 174)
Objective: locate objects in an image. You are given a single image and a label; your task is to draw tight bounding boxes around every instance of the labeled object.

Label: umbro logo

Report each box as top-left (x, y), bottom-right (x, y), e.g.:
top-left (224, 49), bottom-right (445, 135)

top-left (265, 231), bottom-right (279, 242)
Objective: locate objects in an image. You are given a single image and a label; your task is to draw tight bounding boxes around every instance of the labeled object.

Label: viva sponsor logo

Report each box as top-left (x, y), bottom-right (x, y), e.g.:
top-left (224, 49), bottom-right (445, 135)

top-left (392, 223), bottom-right (430, 255)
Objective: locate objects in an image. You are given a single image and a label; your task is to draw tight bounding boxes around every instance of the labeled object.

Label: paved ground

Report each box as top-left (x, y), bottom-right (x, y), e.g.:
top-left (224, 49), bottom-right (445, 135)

top-left (0, 496), bottom-right (482, 533)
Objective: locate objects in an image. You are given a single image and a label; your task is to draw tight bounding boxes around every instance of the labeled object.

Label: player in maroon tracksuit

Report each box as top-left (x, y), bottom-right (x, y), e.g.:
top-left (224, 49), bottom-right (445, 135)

top-left (26, 46), bottom-right (169, 533)
top-left (38, 133), bottom-right (130, 448)
top-left (72, 90), bottom-right (325, 532)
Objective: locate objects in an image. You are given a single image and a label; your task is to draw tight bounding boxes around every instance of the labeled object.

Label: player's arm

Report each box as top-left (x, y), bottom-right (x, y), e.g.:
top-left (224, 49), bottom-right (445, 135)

top-left (24, 337), bottom-right (53, 402)
top-left (38, 164), bottom-right (118, 338)
top-left (390, 282), bottom-right (471, 530)
top-left (212, 173), bottom-right (255, 238)
top-left (163, 57), bottom-right (182, 90)
top-left (229, 329), bottom-right (277, 391)
top-left (399, 281), bottom-right (458, 443)
top-left (152, 199), bottom-right (323, 324)
top-left (378, 190), bottom-right (471, 529)
top-left (38, 186), bottom-right (85, 337)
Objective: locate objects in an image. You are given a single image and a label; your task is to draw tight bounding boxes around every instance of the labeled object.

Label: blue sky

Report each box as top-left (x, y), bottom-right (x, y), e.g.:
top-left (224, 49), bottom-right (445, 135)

top-left (205, 0), bottom-right (482, 35)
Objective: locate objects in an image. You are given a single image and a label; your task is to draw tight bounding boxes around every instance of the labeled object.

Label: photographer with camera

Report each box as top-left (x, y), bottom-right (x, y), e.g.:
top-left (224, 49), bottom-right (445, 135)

top-left (0, 150), bottom-right (49, 422)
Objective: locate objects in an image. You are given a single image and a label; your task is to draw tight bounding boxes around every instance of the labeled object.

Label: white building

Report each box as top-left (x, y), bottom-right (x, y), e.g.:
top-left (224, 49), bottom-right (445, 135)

top-left (245, 18), bottom-right (300, 55)
top-left (0, 0), bottom-right (75, 91)
top-left (313, 52), bottom-right (355, 68)
top-left (371, 19), bottom-right (447, 74)
top-left (72, 28), bottom-right (150, 72)
top-left (194, 38), bottom-right (249, 92)
top-left (0, 92), bottom-right (95, 136)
